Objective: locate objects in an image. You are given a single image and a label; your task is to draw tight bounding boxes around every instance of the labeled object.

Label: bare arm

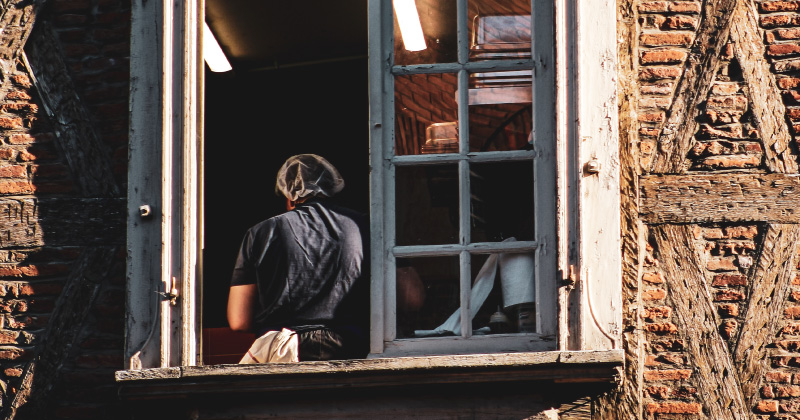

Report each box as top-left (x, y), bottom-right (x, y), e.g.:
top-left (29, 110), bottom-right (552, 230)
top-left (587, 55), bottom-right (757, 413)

top-left (227, 284), bottom-right (258, 332)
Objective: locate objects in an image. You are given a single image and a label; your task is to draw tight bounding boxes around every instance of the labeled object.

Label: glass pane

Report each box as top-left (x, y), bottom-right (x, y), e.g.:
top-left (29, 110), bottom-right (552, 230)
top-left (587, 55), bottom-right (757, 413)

top-left (396, 165), bottom-right (459, 245)
top-left (396, 256), bottom-right (459, 339)
top-left (471, 253), bottom-right (536, 335)
top-left (468, 0), bottom-right (531, 63)
top-left (395, 73), bottom-right (458, 156)
top-left (471, 252), bottom-right (536, 335)
top-left (469, 101), bottom-right (531, 152)
top-left (393, 0), bottom-right (457, 66)
top-left (470, 161), bottom-right (533, 242)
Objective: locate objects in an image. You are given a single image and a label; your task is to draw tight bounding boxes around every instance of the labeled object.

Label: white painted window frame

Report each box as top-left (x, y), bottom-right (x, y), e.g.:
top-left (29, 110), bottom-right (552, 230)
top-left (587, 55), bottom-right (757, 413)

top-left (368, 0), bottom-right (621, 357)
top-left (126, 0), bottom-right (202, 369)
top-left (124, 0), bottom-right (620, 369)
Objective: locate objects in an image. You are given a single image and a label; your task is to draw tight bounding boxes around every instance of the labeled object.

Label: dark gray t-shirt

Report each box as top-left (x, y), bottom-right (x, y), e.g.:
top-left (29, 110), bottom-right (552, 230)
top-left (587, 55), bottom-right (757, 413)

top-left (231, 200), bottom-right (368, 332)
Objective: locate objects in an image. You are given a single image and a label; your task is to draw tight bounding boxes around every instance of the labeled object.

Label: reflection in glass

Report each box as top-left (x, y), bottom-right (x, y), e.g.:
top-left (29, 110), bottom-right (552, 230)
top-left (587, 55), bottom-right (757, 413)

top-left (471, 252), bottom-right (536, 335)
top-left (395, 73), bottom-right (459, 156)
top-left (393, 0), bottom-right (457, 66)
top-left (469, 101), bottom-right (531, 152)
top-left (470, 161), bottom-right (533, 242)
top-left (468, 0), bottom-right (532, 63)
top-left (396, 165), bottom-right (459, 245)
top-left (396, 256), bottom-right (459, 339)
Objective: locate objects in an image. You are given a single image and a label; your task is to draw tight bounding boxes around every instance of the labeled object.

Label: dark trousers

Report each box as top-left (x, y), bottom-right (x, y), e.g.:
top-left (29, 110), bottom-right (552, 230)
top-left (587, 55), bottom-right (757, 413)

top-left (294, 325), bottom-right (368, 361)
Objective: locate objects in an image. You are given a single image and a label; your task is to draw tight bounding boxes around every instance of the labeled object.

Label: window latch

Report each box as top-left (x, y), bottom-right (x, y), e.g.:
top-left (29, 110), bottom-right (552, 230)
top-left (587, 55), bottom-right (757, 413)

top-left (156, 277), bottom-right (179, 305)
top-left (562, 265), bottom-right (577, 290)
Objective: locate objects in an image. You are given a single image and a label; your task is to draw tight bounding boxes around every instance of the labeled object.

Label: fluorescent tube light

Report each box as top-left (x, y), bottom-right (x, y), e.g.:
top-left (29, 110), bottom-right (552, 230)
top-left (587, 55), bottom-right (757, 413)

top-left (393, 0), bottom-right (427, 51)
top-left (203, 22), bottom-right (232, 73)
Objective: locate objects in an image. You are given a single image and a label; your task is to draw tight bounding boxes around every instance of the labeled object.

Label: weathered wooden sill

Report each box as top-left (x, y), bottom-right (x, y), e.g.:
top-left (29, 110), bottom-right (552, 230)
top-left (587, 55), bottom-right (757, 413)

top-left (115, 350), bottom-right (623, 399)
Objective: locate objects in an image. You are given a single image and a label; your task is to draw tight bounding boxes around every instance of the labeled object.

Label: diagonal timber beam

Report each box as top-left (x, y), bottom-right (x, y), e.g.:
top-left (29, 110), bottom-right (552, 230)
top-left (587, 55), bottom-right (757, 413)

top-left (652, 224), bottom-right (752, 419)
top-left (733, 224), bottom-right (800, 409)
top-left (651, 0), bottom-right (738, 174)
top-left (730, 0), bottom-right (799, 173)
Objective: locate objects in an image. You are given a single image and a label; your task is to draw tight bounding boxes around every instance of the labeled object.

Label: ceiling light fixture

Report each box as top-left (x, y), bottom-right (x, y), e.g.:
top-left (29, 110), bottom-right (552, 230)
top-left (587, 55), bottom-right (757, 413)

top-left (393, 0), bottom-right (427, 51)
top-left (203, 22), bottom-right (232, 72)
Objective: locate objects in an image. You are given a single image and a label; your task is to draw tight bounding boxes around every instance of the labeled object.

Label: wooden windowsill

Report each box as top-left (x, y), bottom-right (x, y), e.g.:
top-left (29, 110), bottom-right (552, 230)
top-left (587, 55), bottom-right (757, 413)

top-left (115, 350), bottom-right (623, 399)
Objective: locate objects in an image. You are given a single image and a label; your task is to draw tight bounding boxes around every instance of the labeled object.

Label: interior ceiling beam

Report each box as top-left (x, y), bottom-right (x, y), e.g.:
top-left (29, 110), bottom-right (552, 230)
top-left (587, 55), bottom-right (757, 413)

top-left (640, 173), bottom-right (800, 224)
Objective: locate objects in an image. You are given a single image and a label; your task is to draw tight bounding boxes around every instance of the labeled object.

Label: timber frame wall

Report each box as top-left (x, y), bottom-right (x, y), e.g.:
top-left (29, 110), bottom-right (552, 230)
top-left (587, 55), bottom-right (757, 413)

top-left (0, 0), bottom-right (797, 419)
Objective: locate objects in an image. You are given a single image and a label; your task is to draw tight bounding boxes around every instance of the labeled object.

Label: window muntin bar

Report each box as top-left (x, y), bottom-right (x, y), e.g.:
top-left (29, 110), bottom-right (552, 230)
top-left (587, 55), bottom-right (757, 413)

top-left (384, 0), bottom-right (539, 351)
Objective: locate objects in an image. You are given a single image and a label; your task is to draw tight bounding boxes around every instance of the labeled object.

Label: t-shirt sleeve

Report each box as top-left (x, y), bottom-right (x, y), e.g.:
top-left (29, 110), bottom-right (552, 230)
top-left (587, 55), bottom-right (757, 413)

top-left (231, 228), bottom-right (257, 286)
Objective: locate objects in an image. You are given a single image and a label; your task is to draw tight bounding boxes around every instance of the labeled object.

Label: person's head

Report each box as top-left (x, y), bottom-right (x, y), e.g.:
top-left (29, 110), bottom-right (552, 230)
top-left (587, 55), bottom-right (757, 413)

top-left (275, 154), bottom-right (344, 209)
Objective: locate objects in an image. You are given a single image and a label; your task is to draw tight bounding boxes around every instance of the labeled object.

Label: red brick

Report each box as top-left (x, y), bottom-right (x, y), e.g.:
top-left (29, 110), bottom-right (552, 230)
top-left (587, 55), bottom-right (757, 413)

top-left (0, 330), bottom-right (18, 344)
top-left (638, 112), bottom-right (665, 123)
top-left (30, 164), bottom-right (68, 179)
top-left (640, 32), bottom-right (693, 47)
top-left (4, 91), bottom-right (30, 101)
top-left (646, 402), bottom-right (702, 414)
top-left (0, 165), bottom-right (26, 179)
top-left (654, 353), bottom-right (686, 366)
top-left (776, 385), bottom-right (800, 397)
top-left (725, 226), bottom-right (759, 239)
top-left (784, 323), bottom-right (800, 334)
top-left (643, 306), bottom-right (672, 320)
top-left (767, 371), bottom-right (793, 383)
top-left (720, 319), bottom-right (738, 339)
top-left (776, 28), bottom-right (800, 40)
top-left (645, 385), bottom-right (671, 399)
top-left (787, 306), bottom-right (800, 319)
top-left (639, 67), bottom-right (682, 81)
top-left (0, 181), bottom-right (34, 194)
top-left (643, 289), bottom-right (667, 301)
top-left (0, 348), bottom-right (26, 361)
top-left (645, 322), bottom-right (678, 335)
top-left (10, 75), bottom-right (31, 89)
top-left (17, 282), bottom-right (63, 297)
top-left (712, 274), bottom-right (748, 286)
top-left (0, 118), bottom-right (23, 129)
top-left (780, 399), bottom-right (800, 412)
top-left (755, 400), bottom-right (779, 414)
top-left (761, 1), bottom-right (800, 12)
top-left (641, 49), bottom-right (687, 65)
top-left (0, 103), bottom-right (38, 115)
top-left (651, 338), bottom-right (685, 352)
top-left (768, 43), bottom-right (800, 57)
top-left (644, 369), bottom-right (692, 381)
top-left (643, 272), bottom-right (665, 284)
top-left (5, 315), bottom-right (47, 330)
top-left (3, 367), bottom-right (22, 377)
top-left (761, 14), bottom-right (800, 28)
top-left (641, 83), bottom-right (674, 95)
top-left (669, 2), bottom-right (701, 13)
top-left (775, 59), bottom-right (800, 73)
top-left (707, 257), bottom-right (738, 271)
top-left (715, 290), bottom-right (746, 302)
top-left (763, 385), bottom-right (776, 398)
top-left (661, 15), bottom-right (698, 30)
top-left (718, 303), bottom-right (739, 317)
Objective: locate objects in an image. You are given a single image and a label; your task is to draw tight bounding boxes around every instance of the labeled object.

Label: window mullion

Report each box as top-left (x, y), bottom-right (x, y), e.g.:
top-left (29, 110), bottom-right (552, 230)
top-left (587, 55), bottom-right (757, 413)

top-left (456, 0), bottom-right (470, 339)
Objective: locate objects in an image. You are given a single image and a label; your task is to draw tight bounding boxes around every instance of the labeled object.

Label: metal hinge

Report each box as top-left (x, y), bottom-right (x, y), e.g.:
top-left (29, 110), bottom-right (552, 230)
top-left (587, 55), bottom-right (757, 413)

top-left (561, 264), bottom-right (576, 290)
top-left (156, 276), bottom-right (179, 305)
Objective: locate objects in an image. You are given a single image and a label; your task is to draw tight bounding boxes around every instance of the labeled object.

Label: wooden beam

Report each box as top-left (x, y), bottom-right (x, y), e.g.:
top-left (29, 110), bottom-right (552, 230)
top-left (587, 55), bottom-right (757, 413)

top-left (733, 224), bottom-right (800, 409)
top-left (650, 0), bottom-right (737, 174)
top-left (730, 1), bottom-right (799, 173)
top-left (640, 174), bottom-right (800, 224)
top-left (651, 225), bottom-right (751, 419)
top-left (24, 22), bottom-right (120, 197)
top-left (0, 0), bottom-right (44, 61)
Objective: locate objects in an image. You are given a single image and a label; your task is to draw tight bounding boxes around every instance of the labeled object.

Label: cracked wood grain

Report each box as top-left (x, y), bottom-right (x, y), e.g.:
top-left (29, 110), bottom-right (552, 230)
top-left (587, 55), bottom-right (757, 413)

top-left (733, 224), bottom-right (800, 409)
top-left (650, 0), bottom-right (738, 174)
top-left (652, 224), bottom-right (752, 419)
top-left (730, 1), bottom-right (799, 173)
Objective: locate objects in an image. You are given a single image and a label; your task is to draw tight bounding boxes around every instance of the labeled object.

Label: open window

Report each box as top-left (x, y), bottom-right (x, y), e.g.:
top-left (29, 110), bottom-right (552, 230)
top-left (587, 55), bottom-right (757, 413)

top-left (125, 0), bottom-right (621, 370)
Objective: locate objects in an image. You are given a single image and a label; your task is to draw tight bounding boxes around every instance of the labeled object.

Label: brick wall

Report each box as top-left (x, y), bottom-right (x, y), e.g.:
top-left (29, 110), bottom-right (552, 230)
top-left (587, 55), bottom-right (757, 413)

top-left (0, 1), bottom-right (130, 419)
top-left (635, 0), bottom-right (800, 418)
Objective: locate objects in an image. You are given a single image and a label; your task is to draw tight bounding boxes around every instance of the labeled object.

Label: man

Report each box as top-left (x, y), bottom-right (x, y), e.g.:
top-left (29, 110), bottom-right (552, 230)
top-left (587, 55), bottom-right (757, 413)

top-left (227, 154), bottom-right (369, 362)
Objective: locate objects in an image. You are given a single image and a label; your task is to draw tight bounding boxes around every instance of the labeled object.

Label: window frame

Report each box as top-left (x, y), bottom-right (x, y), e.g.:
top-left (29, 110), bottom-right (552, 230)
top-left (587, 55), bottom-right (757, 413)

top-left (368, 0), bottom-right (621, 357)
top-left (124, 0), bottom-right (621, 370)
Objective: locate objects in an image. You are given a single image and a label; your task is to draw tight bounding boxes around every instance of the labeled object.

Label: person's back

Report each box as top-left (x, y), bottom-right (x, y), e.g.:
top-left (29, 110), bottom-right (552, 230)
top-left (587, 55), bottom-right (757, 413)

top-left (228, 155), bottom-right (369, 362)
